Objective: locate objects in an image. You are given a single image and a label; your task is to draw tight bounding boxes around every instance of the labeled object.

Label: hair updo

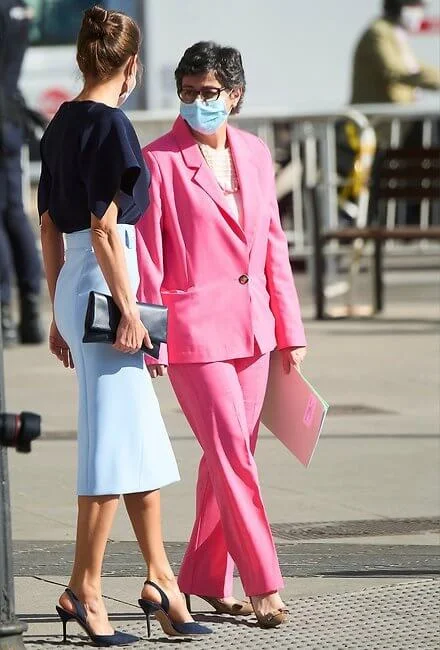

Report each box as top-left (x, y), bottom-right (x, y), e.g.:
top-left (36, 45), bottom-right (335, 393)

top-left (76, 5), bottom-right (141, 81)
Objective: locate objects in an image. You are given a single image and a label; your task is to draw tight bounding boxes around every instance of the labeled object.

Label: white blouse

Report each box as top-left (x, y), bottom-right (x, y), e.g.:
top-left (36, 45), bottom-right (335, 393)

top-left (199, 143), bottom-right (244, 227)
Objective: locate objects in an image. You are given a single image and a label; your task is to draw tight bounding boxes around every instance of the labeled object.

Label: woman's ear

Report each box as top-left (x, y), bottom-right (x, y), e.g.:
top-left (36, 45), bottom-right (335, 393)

top-left (231, 88), bottom-right (242, 109)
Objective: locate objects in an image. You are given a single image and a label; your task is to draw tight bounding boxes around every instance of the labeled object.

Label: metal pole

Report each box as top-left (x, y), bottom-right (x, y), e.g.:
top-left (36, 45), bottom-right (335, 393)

top-left (0, 328), bottom-right (27, 650)
top-left (317, 119), bottom-right (339, 281)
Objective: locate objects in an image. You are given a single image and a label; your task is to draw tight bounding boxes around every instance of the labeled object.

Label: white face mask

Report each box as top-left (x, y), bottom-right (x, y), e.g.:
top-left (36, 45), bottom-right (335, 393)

top-left (400, 6), bottom-right (424, 32)
top-left (117, 74), bottom-right (136, 107)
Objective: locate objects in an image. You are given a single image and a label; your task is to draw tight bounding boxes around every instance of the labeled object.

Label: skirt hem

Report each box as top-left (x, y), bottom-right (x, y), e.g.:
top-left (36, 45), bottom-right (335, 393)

top-left (77, 475), bottom-right (180, 497)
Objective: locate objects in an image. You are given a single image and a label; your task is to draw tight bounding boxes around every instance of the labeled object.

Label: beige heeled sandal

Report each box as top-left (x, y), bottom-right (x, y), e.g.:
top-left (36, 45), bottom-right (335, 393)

top-left (185, 593), bottom-right (253, 616)
top-left (254, 608), bottom-right (289, 629)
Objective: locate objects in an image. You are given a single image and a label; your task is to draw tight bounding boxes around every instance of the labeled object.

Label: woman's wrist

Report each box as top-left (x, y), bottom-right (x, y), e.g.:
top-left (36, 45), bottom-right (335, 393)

top-left (120, 305), bottom-right (139, 320)
top-left (117, 293), bottom-right (139, 319)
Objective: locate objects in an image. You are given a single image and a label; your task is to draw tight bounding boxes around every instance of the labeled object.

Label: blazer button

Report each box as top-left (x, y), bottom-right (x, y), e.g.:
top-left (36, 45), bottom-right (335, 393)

top-left (239, 274), bottom-right (249, 285)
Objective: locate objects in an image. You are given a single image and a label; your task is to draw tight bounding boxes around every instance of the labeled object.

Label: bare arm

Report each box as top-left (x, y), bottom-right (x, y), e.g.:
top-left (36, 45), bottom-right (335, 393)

top-left (91, 200), bottom-right (152, 354)
top-left (40, 211), bottom-right (73, 368)
top-left (40, 211), bottom-right (65, 306)
top-left (91, 201), bottom-right (137, 318)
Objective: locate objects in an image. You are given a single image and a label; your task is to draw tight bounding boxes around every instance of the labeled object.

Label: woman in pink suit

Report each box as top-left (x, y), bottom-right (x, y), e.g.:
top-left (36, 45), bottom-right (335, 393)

top-left (136, 41), bottom-right (307, 629)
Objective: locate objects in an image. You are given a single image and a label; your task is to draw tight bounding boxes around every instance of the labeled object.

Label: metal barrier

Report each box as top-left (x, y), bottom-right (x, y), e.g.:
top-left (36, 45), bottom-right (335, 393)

top-left (128, 103), bottom-right (440, 261)
top-left (27, 102), bottom-right (440, 266)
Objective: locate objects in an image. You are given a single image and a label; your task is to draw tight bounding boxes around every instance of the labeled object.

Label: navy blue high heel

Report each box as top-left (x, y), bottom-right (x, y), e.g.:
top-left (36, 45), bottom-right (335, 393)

top-left (138, 580), bottom-right (212, 638)
top-left (55, 588), bottom-right (139, 647)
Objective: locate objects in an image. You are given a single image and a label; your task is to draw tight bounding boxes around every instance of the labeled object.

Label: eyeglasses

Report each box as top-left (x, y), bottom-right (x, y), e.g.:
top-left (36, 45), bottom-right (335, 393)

top-left (178, 86), bottom-right (228, 104)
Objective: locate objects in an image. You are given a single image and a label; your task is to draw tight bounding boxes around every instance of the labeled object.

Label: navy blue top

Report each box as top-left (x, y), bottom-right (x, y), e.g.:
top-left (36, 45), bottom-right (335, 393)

top-left (38, 101), bottom-right (150, 233)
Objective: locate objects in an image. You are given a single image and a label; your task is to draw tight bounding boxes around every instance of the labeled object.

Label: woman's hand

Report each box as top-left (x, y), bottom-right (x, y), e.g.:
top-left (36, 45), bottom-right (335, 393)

top-left (280, 346), bottom-right (307, 374)
top-left (148, 364), bottom-right (168, 379)
top-left (90, 211), bottom-right (153, 356)
top-left (113, 312), bottom-right (153, 354)
top-left (49, 320), bottom-right (74, 369)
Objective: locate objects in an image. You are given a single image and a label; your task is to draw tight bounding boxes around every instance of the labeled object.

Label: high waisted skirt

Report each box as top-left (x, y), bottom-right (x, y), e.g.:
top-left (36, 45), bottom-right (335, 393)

top-left (54, 224), bottom-right (180, 496)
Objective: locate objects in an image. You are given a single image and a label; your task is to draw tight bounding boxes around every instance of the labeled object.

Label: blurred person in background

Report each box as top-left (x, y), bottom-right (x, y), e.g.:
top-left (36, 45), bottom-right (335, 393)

top-left (0, 0), bottom-right (44, 346)
top-left (136, 41), bottom-right (307, 630)
top-left (351, 0), bottom-right (440, 107)
top-left (38, 6), bottom-right (210, 644)
top-left (351, 0), bottom-right (440, 224)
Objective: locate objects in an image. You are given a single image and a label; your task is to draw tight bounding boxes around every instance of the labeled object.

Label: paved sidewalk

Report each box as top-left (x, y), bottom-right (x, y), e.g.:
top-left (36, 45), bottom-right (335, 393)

top-left (3, 271), bottom-right (440, 648)
top-left (20, 580), bottom-right (440, 649)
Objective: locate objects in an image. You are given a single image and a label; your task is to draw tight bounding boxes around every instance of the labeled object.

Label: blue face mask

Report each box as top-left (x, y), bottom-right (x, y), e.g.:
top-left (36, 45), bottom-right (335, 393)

top-left (180, 98), bottom-right (229, 135)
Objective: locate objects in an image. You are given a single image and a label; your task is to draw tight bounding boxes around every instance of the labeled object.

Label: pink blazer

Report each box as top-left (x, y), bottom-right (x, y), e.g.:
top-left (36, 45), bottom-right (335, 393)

top-left (136, 116), bottom-right (306, 364)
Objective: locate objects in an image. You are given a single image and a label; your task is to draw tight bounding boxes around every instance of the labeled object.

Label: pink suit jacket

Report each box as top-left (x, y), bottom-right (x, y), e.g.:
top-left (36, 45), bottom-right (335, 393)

top-left (136, 116), bottom-right (306, 364)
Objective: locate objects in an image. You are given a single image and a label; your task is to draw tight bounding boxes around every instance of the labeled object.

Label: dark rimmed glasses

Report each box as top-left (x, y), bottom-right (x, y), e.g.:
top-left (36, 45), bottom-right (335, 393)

top-left (178, 86), bottom-right (228, 104)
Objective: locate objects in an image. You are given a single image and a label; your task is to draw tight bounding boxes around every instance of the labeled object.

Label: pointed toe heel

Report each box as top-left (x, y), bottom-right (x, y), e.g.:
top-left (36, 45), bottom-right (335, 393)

top-left (184, 593), bottom-right (253, 616)
top-left (139, 581), bottom-right (212, 638)
top-left (255, 608), bottom-right (289, 629)
top-left (56, 588), bottom-right (139, 646)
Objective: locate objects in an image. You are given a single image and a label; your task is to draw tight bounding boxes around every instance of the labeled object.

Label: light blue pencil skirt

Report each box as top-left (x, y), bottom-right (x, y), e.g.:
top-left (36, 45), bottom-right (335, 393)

top-left (54, 224), bottom-right (180, 496)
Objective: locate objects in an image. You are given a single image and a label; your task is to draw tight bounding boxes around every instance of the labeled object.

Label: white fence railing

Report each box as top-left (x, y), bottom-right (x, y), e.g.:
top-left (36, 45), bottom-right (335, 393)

top-left (27, 101), bottom-right (440, 265)
top-left (129, 102), bottom-right (440, 259)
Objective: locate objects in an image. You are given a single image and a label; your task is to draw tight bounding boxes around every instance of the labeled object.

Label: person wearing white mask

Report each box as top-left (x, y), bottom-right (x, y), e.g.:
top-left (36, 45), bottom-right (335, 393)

top-left (38, 6), bottom-right (211, 645)
top-left (351, 0), bottom-right (440, 108)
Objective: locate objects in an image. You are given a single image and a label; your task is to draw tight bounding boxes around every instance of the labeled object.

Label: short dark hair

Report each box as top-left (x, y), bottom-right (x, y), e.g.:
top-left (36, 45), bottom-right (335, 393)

top-left (175, 41), bottom-right (246, 114)
top-left (383, 0), bottom-right (424, 18)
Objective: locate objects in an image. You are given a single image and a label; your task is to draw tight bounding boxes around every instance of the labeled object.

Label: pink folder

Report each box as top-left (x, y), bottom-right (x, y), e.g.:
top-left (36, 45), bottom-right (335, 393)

top-left (261, 351), bottom-right (329, 467)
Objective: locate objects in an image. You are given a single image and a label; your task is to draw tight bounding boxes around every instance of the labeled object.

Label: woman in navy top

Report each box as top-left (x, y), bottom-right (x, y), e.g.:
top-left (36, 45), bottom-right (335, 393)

top-left (38, 6), bottom-right (209, 645)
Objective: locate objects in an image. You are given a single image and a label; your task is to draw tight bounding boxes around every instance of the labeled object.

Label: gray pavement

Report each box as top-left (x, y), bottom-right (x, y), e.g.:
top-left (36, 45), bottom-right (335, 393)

top-left (20, 579), bottom-right (440, 650)
top-left (3, 269), bottom-right (440, 648)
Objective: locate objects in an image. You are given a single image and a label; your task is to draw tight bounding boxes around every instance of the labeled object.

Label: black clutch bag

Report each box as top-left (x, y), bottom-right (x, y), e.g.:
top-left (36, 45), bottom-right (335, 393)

top-left (83, 291), bottom-right (167, 359)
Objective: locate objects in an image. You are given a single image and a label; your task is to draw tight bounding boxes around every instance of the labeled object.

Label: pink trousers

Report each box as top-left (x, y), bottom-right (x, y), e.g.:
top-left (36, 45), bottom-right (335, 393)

top-left (169, 349), bottom-right (283, 597)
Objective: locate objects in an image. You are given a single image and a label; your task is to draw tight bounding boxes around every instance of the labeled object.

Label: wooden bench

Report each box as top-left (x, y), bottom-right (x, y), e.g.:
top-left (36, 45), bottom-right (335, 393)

top-left (313, 147), bottom-right (440, 319)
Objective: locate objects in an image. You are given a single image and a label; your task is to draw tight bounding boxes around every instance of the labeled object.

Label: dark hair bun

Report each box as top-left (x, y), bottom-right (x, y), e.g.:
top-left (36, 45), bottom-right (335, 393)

top-left (77, 5), bottom-right (141, 81)
top-left (82, 6), bottom-right (109, 40)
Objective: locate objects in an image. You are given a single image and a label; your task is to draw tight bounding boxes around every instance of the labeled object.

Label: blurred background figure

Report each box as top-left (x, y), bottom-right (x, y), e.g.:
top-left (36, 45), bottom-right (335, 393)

top-left (0, 0), bottom-right (44, 346)
top-left (351, 0), bottom-right (440, 106)
top-left (350, 0), bottom-right (440, 228)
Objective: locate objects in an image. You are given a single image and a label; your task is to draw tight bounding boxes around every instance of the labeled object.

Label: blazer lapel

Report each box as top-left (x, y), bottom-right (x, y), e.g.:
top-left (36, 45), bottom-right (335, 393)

top-left (172, 117), bottom-right (247, 243)
top-left (227, 124), bottom-right (260, 249)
